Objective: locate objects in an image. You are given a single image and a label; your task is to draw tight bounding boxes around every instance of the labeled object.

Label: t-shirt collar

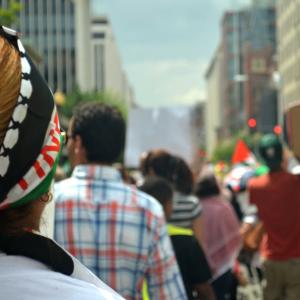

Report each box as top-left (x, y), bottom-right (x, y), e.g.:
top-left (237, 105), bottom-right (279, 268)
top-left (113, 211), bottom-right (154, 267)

top-left (72, 164), bottom-right (123, 182)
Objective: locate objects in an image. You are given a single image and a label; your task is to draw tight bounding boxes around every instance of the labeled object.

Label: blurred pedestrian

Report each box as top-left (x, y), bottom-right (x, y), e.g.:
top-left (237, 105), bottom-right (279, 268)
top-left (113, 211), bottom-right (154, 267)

top-left (140, 150), bottom-right (204, 245)
top-left (248, 134), bottom-right (300, 300)
top-left (54, 103), bottom-right (187, 299)
top-left (194, 174), bottom-right (241, 300)
top-left (0, 26), bottom-right (123, 300)
top-left (140, 176), bottom-right (216, 300)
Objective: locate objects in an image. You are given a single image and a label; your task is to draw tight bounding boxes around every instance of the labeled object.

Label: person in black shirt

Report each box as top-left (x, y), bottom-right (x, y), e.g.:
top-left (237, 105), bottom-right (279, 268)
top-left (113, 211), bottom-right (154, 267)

top-left (140, 176), bottom-right (216, 300)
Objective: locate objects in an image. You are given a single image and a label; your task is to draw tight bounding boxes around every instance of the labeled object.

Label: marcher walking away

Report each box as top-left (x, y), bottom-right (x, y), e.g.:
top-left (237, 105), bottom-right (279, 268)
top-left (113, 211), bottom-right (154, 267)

top-left (248, 134), bottom-right (300, 300)
top-left (194, 174), bottom-right (241, 300)
top-left (54, 103), bottom-right (187, 299)
top-left (140, 176), bottom-right (216, 300)
top-left (140, 150), bottom-right (204, 245)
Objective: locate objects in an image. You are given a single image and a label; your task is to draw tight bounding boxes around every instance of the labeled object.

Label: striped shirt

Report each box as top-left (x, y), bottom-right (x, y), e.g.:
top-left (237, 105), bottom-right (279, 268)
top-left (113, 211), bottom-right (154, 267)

top-left (168, 192), bottom-right (202, 228)
top-left (54, 165), bottom-right (187, 300)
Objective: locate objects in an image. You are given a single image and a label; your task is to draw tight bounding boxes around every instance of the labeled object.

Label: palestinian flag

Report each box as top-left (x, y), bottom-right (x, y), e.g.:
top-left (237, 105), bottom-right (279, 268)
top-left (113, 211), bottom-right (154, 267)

top-left (232, 139), bottom-right (256, 166)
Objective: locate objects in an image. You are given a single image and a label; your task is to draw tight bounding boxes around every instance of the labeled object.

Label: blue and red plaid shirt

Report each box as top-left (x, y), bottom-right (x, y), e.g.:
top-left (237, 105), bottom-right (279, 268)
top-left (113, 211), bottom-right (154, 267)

top-left (54, 165), bottom-right (187, 300)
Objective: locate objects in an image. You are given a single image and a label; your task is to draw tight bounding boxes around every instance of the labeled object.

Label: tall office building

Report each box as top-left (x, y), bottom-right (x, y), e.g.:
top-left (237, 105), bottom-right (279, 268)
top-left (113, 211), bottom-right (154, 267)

top-left (1, 0), bottom-right (134, 105)
top-left (242, 4), bottom-right (278, 133)
top-left (277, 0), bottom-right (300, 155)
top-left (277, 0), bottom-right (300, 111)
top-left (0, 0), bottom-right (77, 94)
top-left (91, 16), bottom-right (135, 106)
top-left (252, 0), bottom-right (278, 8)
top-left (73, 0), bottom-right (93, 92)
top-left (220, 2), bottom-right (277, 135)
top-left (205, 46), bottom-right (224, 155)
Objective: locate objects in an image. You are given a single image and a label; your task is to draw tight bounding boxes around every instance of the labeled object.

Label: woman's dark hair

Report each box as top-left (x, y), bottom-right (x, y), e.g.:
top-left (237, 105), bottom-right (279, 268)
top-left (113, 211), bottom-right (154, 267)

top-left (139, 176), bottom-right (173, 207)
top-left (139, 151), bottom-right (151, 176)
top-left (72, 102), bottom-right (126, 164)
top-left (141, 149), bottom-right (193, 194)
top-left (0, 201), bottom-right (38, 235)
top-left (194, 174), bottom-right (221, 198)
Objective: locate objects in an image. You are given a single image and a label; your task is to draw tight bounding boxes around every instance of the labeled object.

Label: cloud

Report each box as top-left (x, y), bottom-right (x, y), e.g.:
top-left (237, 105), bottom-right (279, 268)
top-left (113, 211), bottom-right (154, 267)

top-left (91, 0), bottom-right (223, 62)
top-left (180, 87), bottom-right (206, 104)
top-left (126, 58), bottom-right (208, 107)
top-left (90, 0), bottom-right (251, 107)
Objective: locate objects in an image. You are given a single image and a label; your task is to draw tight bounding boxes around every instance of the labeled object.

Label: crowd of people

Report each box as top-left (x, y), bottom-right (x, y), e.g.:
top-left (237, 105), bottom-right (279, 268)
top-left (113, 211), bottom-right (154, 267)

top-left (1, 25), bottom-right (300, 300)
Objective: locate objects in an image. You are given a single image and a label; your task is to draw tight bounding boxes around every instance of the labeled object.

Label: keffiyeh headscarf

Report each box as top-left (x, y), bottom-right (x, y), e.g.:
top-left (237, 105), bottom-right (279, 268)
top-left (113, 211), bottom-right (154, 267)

top-left (0, 26), bottom-right (63, 210)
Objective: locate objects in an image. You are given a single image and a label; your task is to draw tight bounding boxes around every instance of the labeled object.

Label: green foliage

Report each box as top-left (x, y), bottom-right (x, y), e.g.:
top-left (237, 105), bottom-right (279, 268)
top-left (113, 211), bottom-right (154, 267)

top-left (211, 139), bottom-right (235, 164)
top-left (61, 87), bottom-right (128, 120)
top-left (211, 131), bottom-right (262, 164)
top-left (0, 0), bottom-right (22, 26)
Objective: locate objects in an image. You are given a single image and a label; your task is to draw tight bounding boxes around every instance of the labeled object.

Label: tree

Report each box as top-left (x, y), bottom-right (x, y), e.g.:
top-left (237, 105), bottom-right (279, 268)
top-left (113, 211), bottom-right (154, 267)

top-left (211, 131), bottom-right (261, 164)
top-left (0, 1), bottom-right (22, 26)
top-left (61, 87), bottom-right (128, 121)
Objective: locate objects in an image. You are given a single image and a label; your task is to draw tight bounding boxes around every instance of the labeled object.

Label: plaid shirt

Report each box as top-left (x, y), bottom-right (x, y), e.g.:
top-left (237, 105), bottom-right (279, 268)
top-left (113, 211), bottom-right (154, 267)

top-left (54, 165), bottom-right (187, 300)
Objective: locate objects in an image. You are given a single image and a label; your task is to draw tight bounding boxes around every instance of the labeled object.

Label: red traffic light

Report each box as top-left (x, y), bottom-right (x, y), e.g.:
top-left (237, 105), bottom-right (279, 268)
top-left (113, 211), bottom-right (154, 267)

top-left (273, 125), bottom-right (282, 135)
top-left (248, 118), bottom-right (257, 128)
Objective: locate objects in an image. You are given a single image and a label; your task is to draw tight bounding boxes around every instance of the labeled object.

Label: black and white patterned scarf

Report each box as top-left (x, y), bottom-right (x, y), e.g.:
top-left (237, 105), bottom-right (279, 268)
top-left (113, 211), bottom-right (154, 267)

top-left (0, 26), bottom-right (63, 209)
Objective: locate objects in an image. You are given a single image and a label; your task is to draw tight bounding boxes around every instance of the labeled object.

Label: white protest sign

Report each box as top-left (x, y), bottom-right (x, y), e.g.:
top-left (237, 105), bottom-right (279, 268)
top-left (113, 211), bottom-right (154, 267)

top-left (125, 105), bottom-right (202, 168)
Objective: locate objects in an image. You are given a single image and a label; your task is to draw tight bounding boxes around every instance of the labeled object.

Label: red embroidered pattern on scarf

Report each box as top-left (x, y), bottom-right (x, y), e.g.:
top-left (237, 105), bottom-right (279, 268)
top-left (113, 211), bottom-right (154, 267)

top-left (17, 112), bottom-right (61, 191)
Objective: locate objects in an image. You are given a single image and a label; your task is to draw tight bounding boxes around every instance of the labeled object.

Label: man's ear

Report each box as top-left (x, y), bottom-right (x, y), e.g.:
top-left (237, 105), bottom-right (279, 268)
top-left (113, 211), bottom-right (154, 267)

top-left (74, 135), bottom-right (87, 160)
top-left (74, 135), bottom-right (82, 154)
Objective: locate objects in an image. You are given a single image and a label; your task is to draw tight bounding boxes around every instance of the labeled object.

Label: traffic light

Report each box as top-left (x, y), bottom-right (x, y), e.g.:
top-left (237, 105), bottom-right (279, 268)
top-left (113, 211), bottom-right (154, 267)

top-left (248, 118), bottom-right (257, 128)
top-left (273, 125), bottom-right (282, 135)
top-left (248, 118), bottom-right (257, 134)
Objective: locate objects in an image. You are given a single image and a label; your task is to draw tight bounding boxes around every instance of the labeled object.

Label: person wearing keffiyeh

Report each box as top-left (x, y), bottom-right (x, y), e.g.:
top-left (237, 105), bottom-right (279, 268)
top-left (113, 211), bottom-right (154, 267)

top-left (0, 25), bottom-right (124, 300)
top-left (194, 174), bottom-right (241, 300)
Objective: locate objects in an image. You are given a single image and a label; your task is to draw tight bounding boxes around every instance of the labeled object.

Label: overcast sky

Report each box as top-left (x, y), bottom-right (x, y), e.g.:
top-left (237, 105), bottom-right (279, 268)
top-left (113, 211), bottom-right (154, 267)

top-left (91, 0), bottom-right (251, 107)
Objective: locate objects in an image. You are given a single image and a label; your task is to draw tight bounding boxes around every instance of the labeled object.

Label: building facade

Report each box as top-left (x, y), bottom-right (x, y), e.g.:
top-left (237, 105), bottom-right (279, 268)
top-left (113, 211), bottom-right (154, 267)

top-left (74, 0), bottom-right (93, 92)
top-left (277, 0), bottom-right (300, 111)
top-left (1, 0), bottom-right (134, 106)
top-left (277, 0), bottom-right (300, 157)
top-left (221, 10), bottom-right (244, 135)
top-left (91, 16), bottom-right (135, 106)
top-left (243, 4), bottom-right (277, 133)
top-left (220, 3), bottom-right (277, 135)
top-left (1, 0), bottom-right (77, 94)
top-left (205, 46), bottom-right (223, 156)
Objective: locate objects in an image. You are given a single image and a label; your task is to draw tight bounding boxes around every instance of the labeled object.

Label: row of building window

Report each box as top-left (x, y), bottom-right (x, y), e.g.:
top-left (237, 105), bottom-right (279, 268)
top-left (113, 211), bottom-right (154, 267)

top-left (20, 0), bottom-right (74, 17)
top-left (280, 60), bottom-right (300, 88)
top-left (277, 0), bottom-right (300, 16)
top-left (278, 3), bottom-right (300, 38)
top-left (43, 50), bottom-right (76, 92)
top-left (279, 35), bottom-right (300, 64)
top-left (282, 84), bottom-right (300, 106)
top-left (0, 0), bottom-right (74, 24)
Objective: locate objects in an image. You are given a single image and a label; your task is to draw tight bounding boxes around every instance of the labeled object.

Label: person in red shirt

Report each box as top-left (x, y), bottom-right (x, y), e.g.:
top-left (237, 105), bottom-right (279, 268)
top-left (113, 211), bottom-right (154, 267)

top-left (248, 134), bottom-right (300, 300)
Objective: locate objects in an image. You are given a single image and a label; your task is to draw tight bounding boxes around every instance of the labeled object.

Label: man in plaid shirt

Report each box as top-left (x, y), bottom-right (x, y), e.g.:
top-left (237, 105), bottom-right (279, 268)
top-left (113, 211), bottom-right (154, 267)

top-left (54, 102), bottom-right (187, 300)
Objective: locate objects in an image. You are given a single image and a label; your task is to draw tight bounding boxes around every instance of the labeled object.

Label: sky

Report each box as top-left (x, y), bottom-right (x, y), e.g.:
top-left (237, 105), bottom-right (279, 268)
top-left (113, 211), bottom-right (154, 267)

top-left (91, 0), bottom-right (251, 107)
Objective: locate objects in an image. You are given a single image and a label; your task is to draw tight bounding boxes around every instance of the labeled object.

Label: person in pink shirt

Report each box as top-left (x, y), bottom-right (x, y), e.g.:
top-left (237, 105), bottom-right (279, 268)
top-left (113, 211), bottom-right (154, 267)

top-left (194, 174), bottom-right (241, 300)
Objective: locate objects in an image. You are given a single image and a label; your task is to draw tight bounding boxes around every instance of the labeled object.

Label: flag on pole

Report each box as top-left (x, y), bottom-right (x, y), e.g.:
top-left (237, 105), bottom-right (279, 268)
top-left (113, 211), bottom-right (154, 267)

top-left (232, 139), bottom-right (256, 165)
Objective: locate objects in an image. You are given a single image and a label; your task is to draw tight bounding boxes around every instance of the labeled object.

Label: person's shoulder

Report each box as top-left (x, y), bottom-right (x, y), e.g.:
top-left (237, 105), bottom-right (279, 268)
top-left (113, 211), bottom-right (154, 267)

top-left (174, 192), bottom-right (199, 205)
top-left (125, 185), bottom-right (165, 217)
top-left (47, 272), bottom-right (124, 300)
top-left (283, 170), bottom-right (300, 181)
top-left (54, 177), bottom-right (74, 188)
top-left (0, 255), bottom-right (124, 300)
top-left (248, 174), bottom-right (269, 190)
top-left (171, 234), bottom-right (208, 264)
top-left (54, 177), bottom-right (79, 198)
